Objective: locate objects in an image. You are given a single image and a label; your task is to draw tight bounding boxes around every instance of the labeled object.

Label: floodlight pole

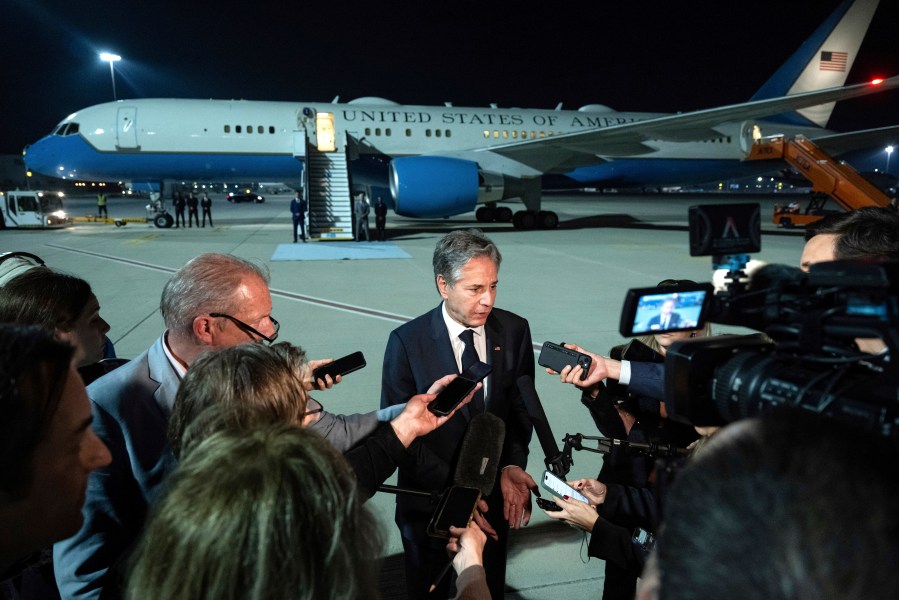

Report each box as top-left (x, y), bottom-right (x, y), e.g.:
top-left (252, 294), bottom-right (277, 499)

top-left (99, 52), bottom-right (121, 101)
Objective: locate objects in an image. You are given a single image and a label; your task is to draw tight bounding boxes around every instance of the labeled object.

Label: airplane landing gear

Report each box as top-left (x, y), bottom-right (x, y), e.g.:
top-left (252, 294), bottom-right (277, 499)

top-left (476, 205), bottom-right (514, 223)
top-left (512, 210), bottom-right (559, 230)
top-left (476, 206), bottom-right (495, 222)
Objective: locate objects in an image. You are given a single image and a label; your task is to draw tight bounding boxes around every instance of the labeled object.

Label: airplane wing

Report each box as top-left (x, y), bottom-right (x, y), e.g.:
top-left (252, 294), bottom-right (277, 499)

top-left (477, 75), bottom-right (899, 173)
top-left (810, 125), bottom-right (899, 156)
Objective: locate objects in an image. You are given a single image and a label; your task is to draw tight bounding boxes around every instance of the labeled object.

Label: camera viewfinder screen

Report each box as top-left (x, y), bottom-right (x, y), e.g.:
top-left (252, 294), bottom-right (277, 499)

top-left (629, 289), bottom-right (707, 335)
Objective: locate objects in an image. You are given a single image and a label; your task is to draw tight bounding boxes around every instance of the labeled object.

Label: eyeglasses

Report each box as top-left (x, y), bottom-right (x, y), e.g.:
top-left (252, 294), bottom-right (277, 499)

top-left (302, 397), bottom-right (324, 420)
top-left (209, 312), bottom-right (280, 344)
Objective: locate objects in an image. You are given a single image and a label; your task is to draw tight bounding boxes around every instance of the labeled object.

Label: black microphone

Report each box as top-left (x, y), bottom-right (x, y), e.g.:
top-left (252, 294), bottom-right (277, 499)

top-left (453, 412), bottom-right (505, 496)
top-left (517, 374), bottom-right (569, 476)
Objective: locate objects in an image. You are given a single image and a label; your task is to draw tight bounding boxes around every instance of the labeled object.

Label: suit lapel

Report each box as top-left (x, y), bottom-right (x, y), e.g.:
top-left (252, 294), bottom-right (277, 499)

top-left (484, 313), bottom-right (504, 412)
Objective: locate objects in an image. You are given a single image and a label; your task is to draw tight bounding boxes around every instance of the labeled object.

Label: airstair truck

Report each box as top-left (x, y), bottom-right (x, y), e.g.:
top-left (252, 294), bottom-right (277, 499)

top-left (747, 135), bottom-right (893, 228)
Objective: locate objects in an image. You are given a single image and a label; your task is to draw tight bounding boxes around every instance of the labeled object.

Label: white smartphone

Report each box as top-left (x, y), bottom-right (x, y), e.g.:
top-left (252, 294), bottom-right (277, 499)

top-left (542, 470), bottom-right (589, 504)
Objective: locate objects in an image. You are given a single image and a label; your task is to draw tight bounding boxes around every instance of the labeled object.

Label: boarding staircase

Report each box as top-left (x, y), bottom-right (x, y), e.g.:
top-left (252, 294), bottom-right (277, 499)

top-left (747, 135), bottom-right (893, 227)
top-left (294, 113), bottom-right (356, 240)
top-left (305, 146), bottom-right (355, 240)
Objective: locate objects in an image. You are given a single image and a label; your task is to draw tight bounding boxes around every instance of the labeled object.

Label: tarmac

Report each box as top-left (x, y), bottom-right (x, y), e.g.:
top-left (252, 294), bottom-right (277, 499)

top-left (2, 190), bottom-right (808, 599)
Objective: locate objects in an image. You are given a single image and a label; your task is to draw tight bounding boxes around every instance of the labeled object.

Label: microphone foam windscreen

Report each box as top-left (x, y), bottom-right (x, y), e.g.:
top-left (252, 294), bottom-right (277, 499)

top-left (453, 412), bottom-right (505, 496)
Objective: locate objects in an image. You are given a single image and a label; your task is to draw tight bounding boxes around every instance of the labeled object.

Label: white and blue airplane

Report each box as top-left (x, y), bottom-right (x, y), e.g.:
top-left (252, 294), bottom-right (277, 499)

top-left (23, 0), bottom-right (899, 229)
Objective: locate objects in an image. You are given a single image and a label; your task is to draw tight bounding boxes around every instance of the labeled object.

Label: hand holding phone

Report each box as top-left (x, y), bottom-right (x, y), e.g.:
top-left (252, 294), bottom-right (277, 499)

top-left (538, 342), bottom-right (592, 380)
top-left (312, 351), bottom-right (366, 383)
top-left (541, 470), bottom-right (589, 504)
top-left (428, 361), bottom-right (492, 416)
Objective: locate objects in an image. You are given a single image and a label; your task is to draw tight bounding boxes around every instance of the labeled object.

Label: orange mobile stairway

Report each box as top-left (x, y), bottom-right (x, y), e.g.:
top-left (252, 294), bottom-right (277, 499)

top-left (746, 135), bottom-right (893, 227)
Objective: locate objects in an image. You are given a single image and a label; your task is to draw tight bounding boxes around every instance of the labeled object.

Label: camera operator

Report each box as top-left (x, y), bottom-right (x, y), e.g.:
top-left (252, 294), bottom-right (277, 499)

top-left (543, 280), bottom-right (707, 599)
top-left (800, 207), bottom-right (899, 355)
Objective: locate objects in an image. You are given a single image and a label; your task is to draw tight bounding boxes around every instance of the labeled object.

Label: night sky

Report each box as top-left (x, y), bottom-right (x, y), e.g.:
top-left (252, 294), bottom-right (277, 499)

top-left (3, 0), bottom-right (898, 155)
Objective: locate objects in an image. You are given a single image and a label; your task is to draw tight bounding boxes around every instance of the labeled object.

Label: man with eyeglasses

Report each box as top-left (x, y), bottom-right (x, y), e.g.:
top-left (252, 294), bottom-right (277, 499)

top-left (54, 253), bottom-right (392, 600)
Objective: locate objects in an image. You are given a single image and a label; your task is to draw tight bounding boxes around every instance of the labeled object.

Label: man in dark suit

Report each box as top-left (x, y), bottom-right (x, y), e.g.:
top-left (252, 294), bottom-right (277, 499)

top-left (172, 192), bottom-right (186, 228)
top-left (646, 299), bottom-right (684, 331)
top-left (381, 229), bottom-right (537, 599)
top-left (186, 192), bottom-right (199, 228)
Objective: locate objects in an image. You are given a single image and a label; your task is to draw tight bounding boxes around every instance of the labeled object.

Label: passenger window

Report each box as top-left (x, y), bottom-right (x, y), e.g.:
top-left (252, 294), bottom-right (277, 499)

top-left (365, 128), bottom-right (371, 136)
top-left (225, 125), bottom-right (231, 133)
top-left (483, 131), bottom-right (490, 138)
top-left (406, 129), bottom-right (412, 137)
top-left (386, 128), bottom-right (391, 136)
top-left (257, 126), bottom-right (263, 134)
top-left (236, 125), bottom-right (242, 133)
top-left (502, 131), bottom-right (508, 139)
top-left (375, 128), bottom-right (381, 136)
top-left (512, 131), bottom-right (518, 139)
top-left (426, 129), bottom-right (432, 137)
top-left (435, 129), bottom-right (441, 138)
top-left (446, 130), bottom-right (451, 138)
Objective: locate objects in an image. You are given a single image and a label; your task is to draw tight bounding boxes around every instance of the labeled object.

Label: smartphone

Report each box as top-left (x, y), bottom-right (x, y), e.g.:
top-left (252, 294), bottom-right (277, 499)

top-left (427, 486), bottom-right (481, 538)
top-left (541, 470), bottom-right (589, 504)
top-left (537, 342), bottom-right (592, 380)
top-left (428, 361), bottom-right (492, 416)
top-left (312, 351), bottom-right (366, 382)
top-left (535, 497), bottom-right (562, 512)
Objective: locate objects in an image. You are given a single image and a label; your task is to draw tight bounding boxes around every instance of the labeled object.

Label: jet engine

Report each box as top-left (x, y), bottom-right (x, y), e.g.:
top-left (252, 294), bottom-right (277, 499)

top-left (389, 156), bottom-right (479, 218)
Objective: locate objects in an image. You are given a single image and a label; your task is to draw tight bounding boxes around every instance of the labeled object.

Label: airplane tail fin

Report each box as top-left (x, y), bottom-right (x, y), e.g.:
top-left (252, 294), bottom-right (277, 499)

top-left (750, 0), bottom-right (879, 128)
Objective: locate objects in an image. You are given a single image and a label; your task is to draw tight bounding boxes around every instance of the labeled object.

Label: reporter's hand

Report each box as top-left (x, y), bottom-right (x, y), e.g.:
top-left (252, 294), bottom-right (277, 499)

top-left (500, 466), bottom-right (537, 529)
top-left (389, 375), bottom-right (478, 446)
top-left (569, 478), bottom-right (607, 506)
top-left (472, 498), bottom-right (498, 541)
top-left (544, 344), bottom-right (620, 392)
top-left (304, 358), bottom-right (343, 391)
top-left (541, 495), bottom-right (599, 533)
top-left (447, 522), bottom-right (487, 574)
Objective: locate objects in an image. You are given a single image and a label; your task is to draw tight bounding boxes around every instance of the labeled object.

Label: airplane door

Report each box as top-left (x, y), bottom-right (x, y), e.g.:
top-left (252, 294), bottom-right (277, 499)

top-left (117, 107), bottom-right (139, 149)
top-left (315, 113), bottom-right (336, 152)
top-left (739, 121), bottom-right (762, 154)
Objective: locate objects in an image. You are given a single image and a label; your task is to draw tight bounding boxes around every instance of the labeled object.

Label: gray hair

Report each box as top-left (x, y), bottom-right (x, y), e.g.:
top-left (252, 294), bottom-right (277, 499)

top-left (432, 229), bottom-right (501, 289)
top-left (160, 254), bottom-right (270, 338)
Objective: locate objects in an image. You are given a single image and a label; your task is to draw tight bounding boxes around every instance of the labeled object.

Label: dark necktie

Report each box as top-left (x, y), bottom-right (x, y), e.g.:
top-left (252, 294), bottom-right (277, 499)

top-left (459, 329), bottom-right (485, 413)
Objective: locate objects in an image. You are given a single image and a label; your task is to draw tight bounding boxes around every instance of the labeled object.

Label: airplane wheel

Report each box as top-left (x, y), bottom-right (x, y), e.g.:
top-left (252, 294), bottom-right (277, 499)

top-left (538, 210), bottom-right (559, 229)
top-left (779, 217), bottom-right (794, 229)
top-left (496, 206), bottom-right (513, 222)
top-left (154, 213), bottom-right (174, 228)
top-left (512, 211), bottom-right (537, 229)
top-left (476, 206), bottom-right (495, 222)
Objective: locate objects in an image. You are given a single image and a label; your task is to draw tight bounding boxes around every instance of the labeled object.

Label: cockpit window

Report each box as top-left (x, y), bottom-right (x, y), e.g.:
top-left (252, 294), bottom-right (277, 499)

top-left (64, 123), bottom-right (80, 135)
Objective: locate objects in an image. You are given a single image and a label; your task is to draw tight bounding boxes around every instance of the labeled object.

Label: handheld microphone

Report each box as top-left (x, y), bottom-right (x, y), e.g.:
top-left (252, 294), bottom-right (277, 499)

top-left (517, 375), bottom-right (570, 477)
top-left (453, 412), bottom-right (505, 496)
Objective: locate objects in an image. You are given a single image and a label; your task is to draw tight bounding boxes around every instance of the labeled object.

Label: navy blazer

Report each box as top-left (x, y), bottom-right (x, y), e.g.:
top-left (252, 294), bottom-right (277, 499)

top-left (54, 336), bottom-right (179, 600)
top-left (380, 304), bottom-right (534, 537)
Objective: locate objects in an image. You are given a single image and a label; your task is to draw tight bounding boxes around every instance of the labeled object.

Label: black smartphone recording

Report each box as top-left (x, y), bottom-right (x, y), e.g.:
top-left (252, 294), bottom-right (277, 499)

top-left (312, 351), bottom-right (366, 382)
top-left (427, 486), bottom-right (481, 538)
top-left (535, 497), bottom-right (562, 512)
top-left (538, 342), bottom-right (592, 380)
top-left (428, 361), bottom-right (492, 416)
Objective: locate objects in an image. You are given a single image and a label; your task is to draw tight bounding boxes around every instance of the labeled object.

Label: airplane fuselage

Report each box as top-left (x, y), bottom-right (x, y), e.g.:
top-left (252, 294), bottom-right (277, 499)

top-left (23, 97), bottom-right (827, 187)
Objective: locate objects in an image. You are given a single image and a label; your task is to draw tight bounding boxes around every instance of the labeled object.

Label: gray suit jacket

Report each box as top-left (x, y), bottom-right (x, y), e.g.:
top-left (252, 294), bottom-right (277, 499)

top-left (54, 336), bottom-right (178, 599)
top-left (54, 336), bottom-right (384, 599)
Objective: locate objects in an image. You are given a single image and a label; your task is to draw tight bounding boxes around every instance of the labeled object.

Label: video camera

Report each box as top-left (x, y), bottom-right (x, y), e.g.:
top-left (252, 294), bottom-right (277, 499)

top-left (619, 203), bottom-right (899, 438)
